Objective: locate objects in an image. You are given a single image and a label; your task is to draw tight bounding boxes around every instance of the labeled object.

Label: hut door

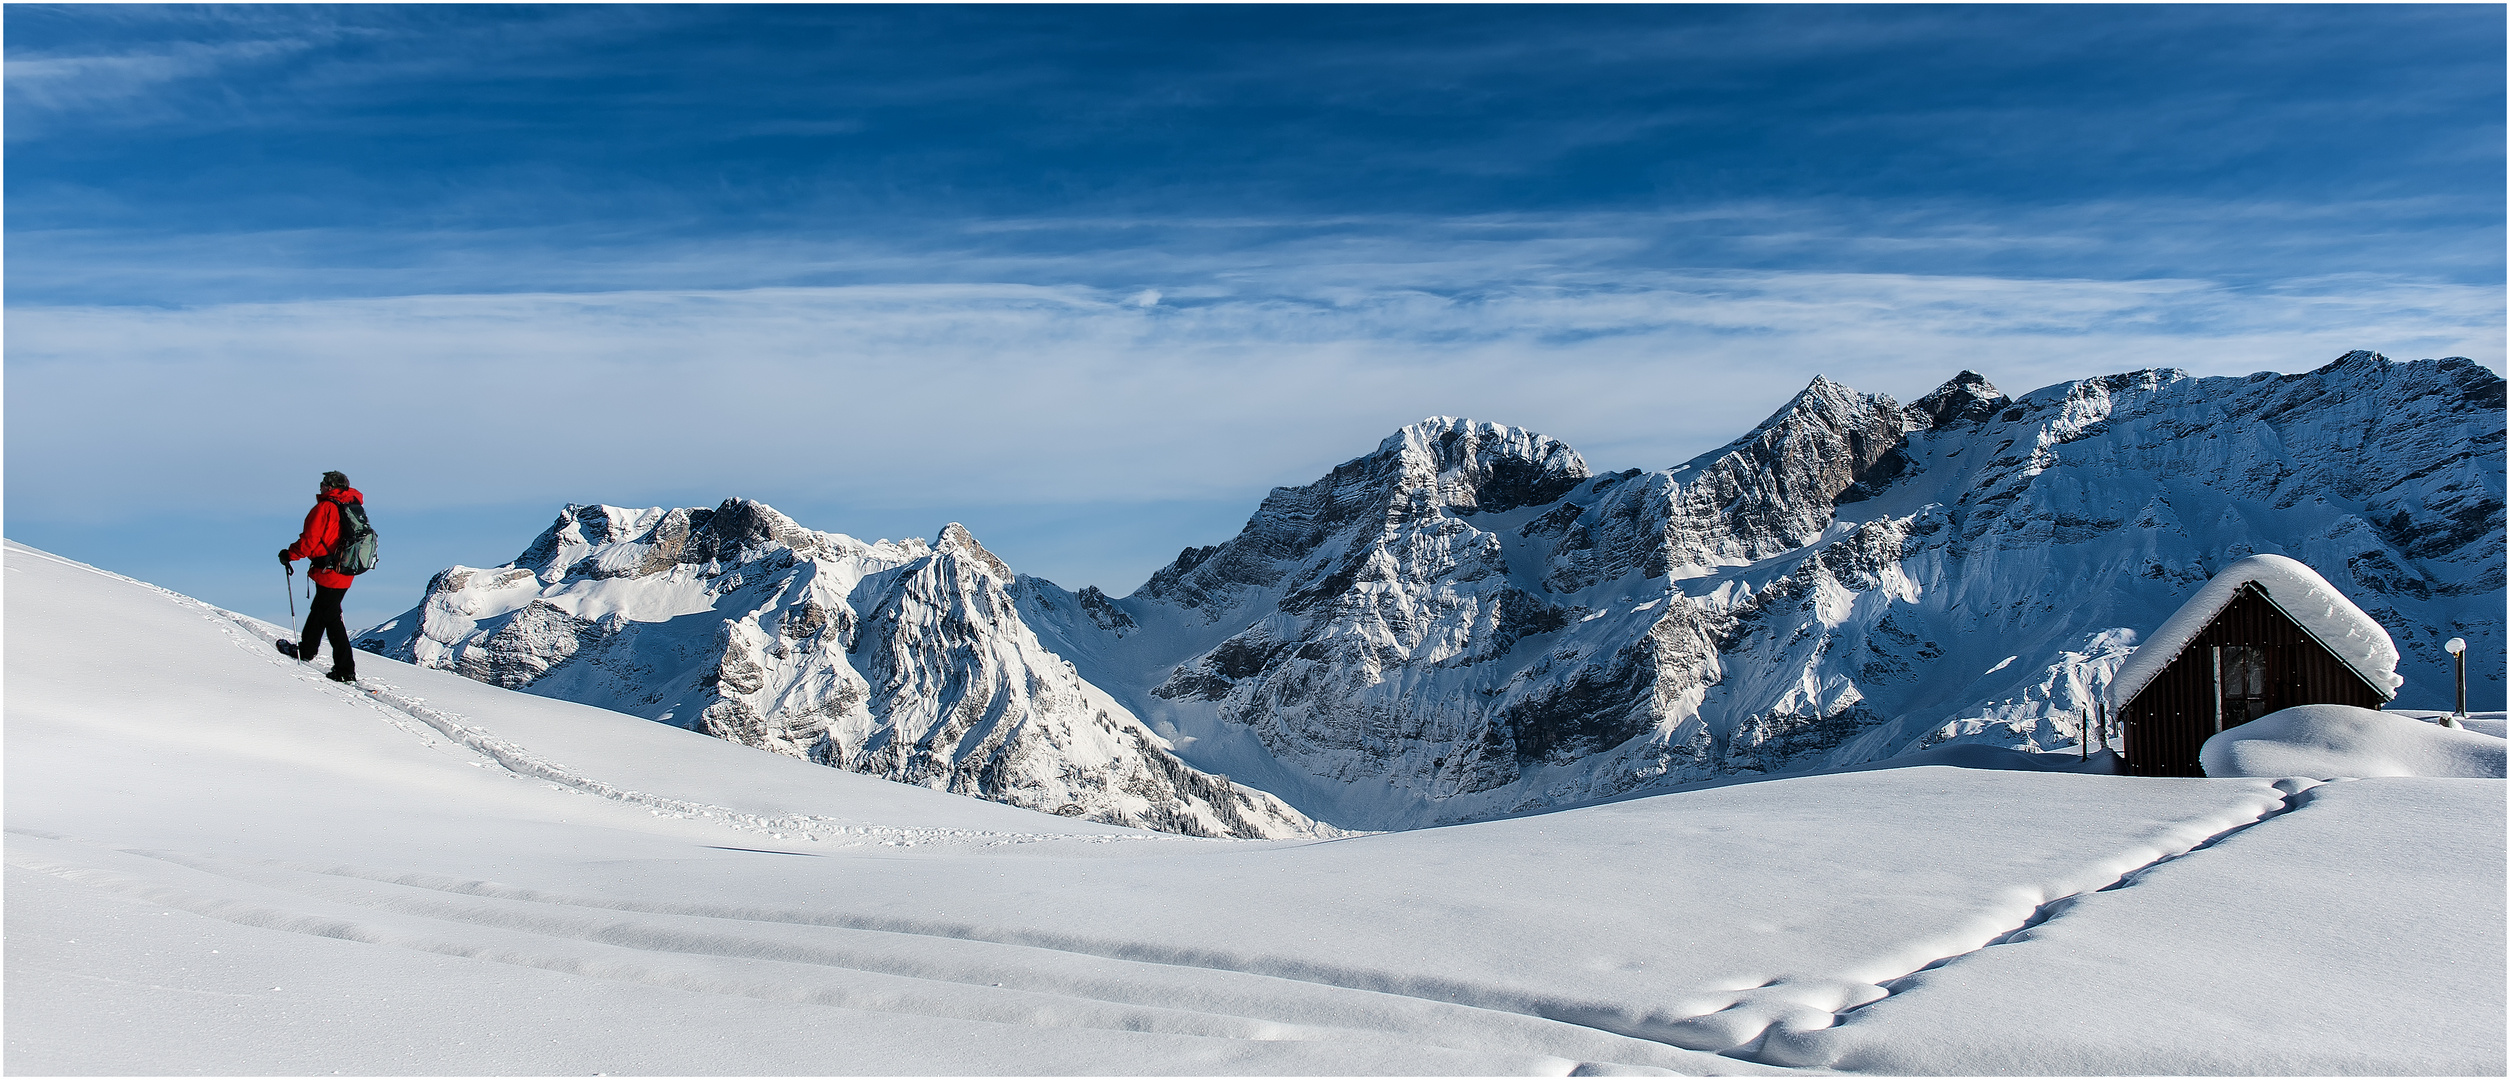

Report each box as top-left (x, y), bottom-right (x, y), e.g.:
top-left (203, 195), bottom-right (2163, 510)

top-left (2216, 645), bottom-right (2270, 729)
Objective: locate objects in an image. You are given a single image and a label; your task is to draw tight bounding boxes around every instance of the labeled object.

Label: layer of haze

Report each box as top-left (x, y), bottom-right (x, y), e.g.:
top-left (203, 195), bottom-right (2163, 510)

top-left (6, 5), bottom-right (2502, 633)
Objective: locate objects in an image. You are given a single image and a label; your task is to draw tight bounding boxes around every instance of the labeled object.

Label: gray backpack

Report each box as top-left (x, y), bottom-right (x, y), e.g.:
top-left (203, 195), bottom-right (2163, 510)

top-left (328, 501), bottom-right (379, 575)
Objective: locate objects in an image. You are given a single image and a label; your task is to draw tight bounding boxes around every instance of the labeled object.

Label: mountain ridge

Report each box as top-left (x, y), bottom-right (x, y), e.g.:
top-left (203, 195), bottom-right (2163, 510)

top-left (364, 352), bottom-right (2505, 832)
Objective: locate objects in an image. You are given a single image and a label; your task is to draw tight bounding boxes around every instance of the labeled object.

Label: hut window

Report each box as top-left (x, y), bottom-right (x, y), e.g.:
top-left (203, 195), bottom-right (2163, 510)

top-left (2217, 645), bottom-right (2269, 729)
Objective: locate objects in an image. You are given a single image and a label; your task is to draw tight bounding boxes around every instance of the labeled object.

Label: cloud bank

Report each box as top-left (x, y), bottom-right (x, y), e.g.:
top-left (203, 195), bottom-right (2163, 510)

top-left (12, 270), bottom-right (2496, 535)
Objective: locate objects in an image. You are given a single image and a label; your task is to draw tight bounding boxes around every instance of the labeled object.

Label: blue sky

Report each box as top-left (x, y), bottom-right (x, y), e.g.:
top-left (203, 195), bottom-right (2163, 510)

top-left (7, 4), bottom-right (2503, 632)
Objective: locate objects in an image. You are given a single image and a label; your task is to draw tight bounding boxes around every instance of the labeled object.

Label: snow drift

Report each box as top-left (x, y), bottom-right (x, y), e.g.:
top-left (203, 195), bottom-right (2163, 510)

top-left (2202, 704), bottom-right (2509, 779)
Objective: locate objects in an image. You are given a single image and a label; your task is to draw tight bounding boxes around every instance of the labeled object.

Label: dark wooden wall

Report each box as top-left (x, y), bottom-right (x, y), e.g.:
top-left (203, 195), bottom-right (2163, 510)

top-left (2123, 585), bottom-right (2390, 777)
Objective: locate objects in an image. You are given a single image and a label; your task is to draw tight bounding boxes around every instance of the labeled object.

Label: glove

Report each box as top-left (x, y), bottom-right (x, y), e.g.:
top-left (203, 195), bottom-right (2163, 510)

top-left (279, 549), bottom-right (294, 567)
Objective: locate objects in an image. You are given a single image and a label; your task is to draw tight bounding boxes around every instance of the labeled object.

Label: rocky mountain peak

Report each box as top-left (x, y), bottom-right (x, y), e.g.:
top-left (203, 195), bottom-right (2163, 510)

top-left (1129, 417), bottom-right (1589, 613)
top-left (1676, 375), bottom-right (1906, 478)
top-left (688, 498), bottom-right (830, 562)
top-left (1376, 416), bottom-right (1590, 514)
top-left (1908, 370), bottom-right (2011, 429)
top-left (934, 522), bottom-right (1014, 580)
top-left (1790, 374), bottom-right (1872, 414)
top-left (1678, 376), bottom-right (1902, 470)
top-left (1647, 375), bottom-right (1916, 564)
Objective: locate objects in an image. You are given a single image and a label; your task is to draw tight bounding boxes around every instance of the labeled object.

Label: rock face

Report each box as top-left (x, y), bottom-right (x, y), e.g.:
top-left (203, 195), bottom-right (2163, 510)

top-left (357, 503), bottom-right (1323, 839)
top-left (365, 352), bottom-right (2504, 834)
top-left (1015, 354), bottom-right (2505, 830)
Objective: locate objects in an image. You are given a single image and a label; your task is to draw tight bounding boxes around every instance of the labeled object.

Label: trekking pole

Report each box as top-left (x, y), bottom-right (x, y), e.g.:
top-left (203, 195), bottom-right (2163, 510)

top-left (285, 563), bottom-right (296, 619)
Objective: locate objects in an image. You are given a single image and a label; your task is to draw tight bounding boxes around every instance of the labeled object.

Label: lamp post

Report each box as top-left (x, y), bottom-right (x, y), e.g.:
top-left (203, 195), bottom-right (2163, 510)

top-left (2444, 637), bottom-right (2468, 727)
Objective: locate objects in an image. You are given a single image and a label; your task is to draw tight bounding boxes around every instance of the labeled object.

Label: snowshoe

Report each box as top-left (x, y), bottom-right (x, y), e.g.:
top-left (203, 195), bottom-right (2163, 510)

top-left (277, 640), bottom-right (301, 660)
top-left (325, 670), bottom-right (357, 684)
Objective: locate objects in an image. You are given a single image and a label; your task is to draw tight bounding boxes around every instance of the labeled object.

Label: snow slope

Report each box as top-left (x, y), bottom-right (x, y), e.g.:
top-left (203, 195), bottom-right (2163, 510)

top-left (8, 541), bottom-right (2502, 1074)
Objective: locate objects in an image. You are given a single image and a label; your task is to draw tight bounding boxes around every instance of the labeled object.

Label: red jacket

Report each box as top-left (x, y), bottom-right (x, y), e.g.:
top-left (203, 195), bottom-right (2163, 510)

top-left (285, 487), bottom-right (366, 589)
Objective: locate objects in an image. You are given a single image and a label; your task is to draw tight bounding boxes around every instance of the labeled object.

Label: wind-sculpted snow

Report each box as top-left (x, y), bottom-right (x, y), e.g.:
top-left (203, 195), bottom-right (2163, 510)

top-left (358, 504), bottom-right (1321, 839)
top-left (1017, 353), bottom-right (2504, 830)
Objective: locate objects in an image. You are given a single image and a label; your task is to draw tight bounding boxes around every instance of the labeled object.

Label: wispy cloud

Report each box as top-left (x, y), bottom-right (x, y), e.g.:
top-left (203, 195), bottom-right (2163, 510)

top-left (3, 37), bottom-right (312, 134)
top-left (13, 192), bottom-right (2498, 311)
top-left (7, 41), bottom-right (270, 105)
top-left (10, 272), bottom-right (2495, 538)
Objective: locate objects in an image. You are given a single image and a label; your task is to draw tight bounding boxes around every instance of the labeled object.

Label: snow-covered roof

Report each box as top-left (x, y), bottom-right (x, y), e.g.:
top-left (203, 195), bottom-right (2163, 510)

top-left (2108, 554), bottom-right (2402, 710)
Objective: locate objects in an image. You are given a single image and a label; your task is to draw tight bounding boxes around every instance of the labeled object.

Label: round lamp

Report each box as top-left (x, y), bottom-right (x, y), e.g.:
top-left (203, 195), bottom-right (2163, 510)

top-left (2445, 637), bottom-right (2469, 724)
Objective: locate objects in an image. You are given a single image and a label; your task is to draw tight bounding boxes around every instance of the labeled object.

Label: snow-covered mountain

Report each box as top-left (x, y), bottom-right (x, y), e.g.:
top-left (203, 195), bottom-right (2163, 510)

top-left (1016, 351), bottom-right (2504, 829)
top-left (356, 502), bottom-right (1322, 839)
top-left (367, 351), bottom-right (2502, 833)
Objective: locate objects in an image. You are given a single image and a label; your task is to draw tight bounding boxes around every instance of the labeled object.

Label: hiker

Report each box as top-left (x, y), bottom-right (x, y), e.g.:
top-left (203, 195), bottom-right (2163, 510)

top-left (278, 471), bottom-right (369, 683)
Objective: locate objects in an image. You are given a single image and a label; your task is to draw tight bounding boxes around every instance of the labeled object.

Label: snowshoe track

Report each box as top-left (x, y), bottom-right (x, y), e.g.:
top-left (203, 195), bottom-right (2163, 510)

top-left (6, 833), bottom-right (1758, 1075)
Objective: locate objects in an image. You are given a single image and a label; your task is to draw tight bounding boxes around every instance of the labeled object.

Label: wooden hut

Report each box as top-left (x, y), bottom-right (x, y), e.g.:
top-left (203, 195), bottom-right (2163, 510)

top-left (2109, 554), bottom-right (2401, 777)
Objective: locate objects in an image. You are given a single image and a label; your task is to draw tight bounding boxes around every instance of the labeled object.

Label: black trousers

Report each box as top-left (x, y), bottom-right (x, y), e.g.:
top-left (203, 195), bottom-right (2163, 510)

top-left (298, 585), bottom-right (355, 675)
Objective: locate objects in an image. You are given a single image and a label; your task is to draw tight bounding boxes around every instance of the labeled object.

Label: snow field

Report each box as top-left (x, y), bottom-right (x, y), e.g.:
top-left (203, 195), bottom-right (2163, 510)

top-left (7, 541), bottom-right (2501, 1074)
